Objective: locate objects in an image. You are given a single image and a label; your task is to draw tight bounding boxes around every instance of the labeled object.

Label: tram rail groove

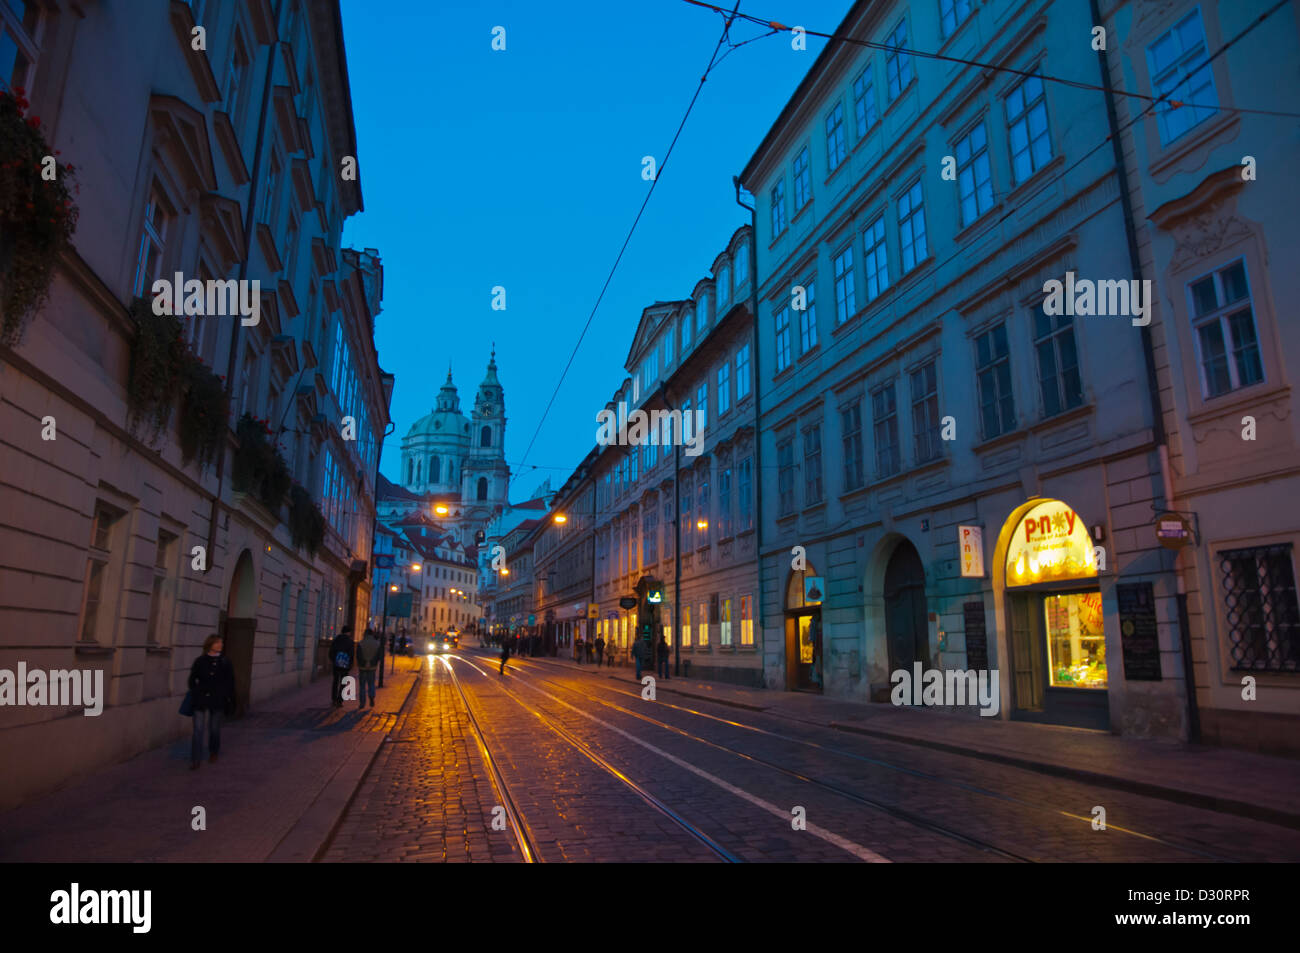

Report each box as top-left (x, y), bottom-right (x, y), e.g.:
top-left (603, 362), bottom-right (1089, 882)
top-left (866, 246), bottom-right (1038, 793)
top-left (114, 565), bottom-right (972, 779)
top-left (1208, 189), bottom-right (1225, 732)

top-left (444, 655), bottom-right (740, 863)
top-left (493, 651), bottom-right (1242, 864)
top-left (437, 656), bottom-right (540, 863)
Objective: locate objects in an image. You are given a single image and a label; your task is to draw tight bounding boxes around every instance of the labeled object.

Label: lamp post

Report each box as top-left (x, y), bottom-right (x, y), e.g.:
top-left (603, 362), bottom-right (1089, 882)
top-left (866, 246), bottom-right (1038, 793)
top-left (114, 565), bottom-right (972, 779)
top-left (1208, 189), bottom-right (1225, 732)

top-left (383, 583), bottom-right (398, 673)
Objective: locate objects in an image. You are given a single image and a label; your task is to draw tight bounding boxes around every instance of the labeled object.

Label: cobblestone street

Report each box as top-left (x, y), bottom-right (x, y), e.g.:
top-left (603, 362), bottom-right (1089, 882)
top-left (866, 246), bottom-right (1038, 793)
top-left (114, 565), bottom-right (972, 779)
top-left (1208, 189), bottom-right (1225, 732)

top-left (319, 649), bottom-right (1300, 863)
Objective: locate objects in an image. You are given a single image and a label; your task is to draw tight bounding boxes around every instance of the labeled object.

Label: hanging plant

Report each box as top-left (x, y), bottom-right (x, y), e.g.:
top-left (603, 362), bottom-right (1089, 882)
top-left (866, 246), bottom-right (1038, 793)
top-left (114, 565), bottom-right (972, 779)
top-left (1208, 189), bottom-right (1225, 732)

top-left (288, 484), bottom-right (327, 555)
top-left (260, 445), bottom-right (291, 512)
top-left (233, 412), bottom-right (291, 514)
top-left (178, 352), bottom-right (228, 472)
top-left (0, 87), bottom-right (79, 347)
top-left (126, 296), bottom-right (186, 442)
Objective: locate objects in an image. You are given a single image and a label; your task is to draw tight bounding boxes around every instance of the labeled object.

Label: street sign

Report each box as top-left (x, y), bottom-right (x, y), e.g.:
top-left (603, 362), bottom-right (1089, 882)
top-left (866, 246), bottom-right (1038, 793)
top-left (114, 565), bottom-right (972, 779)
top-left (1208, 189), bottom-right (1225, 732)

top-left (373, 554), bottom-right (394, 569)
top-left (587, 603), bottom-right (599, 619)
top-left (619, 596), bottom-right (637, 610)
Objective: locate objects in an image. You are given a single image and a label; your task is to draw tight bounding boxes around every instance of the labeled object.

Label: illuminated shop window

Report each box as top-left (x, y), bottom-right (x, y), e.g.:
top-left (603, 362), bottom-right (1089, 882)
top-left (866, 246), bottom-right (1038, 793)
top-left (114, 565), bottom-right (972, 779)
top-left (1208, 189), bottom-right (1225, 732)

top-left (1044, 592), bottom-right (1107, 689)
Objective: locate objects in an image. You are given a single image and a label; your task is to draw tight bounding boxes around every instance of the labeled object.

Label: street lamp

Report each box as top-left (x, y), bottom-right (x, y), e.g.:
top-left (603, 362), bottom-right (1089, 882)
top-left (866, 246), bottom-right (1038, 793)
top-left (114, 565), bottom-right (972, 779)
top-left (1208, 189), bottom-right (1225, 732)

top-left (696, 519), bottom-right (708, 530)
top-left (434, 504), bottom-right (449, 516)
top-left (411, 563), bottom-right (422, 572)
top-left (554, 513), bottom-right (567, 524)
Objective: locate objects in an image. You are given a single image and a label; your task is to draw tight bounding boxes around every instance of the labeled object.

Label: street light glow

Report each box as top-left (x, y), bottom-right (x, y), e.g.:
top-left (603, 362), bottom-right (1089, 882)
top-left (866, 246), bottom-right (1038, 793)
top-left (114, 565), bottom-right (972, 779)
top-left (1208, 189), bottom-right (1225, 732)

top-left (696, 519), bottom-right (708, 530)
top-left (389, 584), bottom-right (399, 592)
top-left (411, 563), bottom-right (422, 572)
top-left (554, 513), bottom-right (567, 524)
top-left (434, 504), bottom-right (449, 515)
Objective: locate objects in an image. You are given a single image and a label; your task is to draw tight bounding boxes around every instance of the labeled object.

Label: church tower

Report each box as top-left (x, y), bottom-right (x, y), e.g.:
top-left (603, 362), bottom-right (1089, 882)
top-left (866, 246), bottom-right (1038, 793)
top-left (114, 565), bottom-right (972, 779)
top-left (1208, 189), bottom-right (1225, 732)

top-left (461, 348), bottom-right (510, 523)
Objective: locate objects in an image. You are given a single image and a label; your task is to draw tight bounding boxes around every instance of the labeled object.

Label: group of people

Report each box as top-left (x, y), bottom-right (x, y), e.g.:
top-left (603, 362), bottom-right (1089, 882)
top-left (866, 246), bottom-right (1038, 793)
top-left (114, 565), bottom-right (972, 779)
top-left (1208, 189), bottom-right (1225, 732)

top-left (328, 625), bottom-right (386, 708)
top-left (573, 635), bottom-right (607, 666)
top-left (631, 635), bottom-right (673, 681)
top-left (182, 624), bottom-right (390, 769)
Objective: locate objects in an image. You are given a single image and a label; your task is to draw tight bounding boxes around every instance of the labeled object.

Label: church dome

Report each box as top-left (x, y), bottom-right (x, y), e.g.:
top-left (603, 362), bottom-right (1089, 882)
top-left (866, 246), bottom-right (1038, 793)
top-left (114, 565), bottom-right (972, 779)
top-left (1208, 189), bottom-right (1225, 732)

top-left (405, 369), bottom-right (471, 444)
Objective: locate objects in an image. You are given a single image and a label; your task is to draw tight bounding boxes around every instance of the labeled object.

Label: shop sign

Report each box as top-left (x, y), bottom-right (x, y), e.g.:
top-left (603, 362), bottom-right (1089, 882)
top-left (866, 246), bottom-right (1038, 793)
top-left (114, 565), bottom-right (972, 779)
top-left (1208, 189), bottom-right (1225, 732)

top-left (1006, 501), bottom-right (1098, 586)
top-left (587, 603), bottom-right (599, 619)
top-left (619, 596), bottom-right (638, 610)
top-left (803, 576), bottom-right (824, 605)
top-left (1154, 513), bottom-right (1192, 550)
top-left (959, 525), bottom-right (984, 578)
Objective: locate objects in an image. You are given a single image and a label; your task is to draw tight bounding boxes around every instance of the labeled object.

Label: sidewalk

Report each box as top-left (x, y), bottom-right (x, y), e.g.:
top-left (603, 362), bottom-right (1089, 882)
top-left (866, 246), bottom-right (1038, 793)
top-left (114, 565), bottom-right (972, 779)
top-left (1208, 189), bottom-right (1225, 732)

top-left (0, 657), bottom-right (421, 862)
top-left (502, 648), bottom-right (1300, 831)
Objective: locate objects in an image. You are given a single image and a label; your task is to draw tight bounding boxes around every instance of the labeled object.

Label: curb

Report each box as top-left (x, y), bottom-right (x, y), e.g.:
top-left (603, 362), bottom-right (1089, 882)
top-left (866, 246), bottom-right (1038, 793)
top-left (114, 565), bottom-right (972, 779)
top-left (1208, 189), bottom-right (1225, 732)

top-left (265, 662), bottom-right (423, 863)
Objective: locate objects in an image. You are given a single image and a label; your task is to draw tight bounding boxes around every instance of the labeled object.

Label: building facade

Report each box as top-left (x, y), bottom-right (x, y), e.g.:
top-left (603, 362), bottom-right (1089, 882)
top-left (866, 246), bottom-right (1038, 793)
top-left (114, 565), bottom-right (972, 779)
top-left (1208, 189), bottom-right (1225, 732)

top-left (0, 0), bottom-right (388, 809)
top-left (1095, 0), bottom-right (1300, 751)
top-left (741, 0), bottom-right (1187, 736)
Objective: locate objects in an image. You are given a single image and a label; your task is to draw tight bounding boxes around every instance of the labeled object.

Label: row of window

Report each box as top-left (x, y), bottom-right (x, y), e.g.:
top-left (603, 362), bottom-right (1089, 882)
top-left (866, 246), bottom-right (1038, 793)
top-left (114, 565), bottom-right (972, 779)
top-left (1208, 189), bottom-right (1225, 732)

top-left (635, 241), bottom-right (751, 400)
top-left (81, 499), bottom-right (343, 652)
top-left (603, 344), bottom-right (753, 508)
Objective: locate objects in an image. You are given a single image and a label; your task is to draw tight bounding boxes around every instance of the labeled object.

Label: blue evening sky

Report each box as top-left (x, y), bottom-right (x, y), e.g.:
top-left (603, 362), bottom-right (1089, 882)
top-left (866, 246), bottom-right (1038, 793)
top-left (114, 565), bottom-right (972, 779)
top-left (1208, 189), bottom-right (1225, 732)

top-left (340, 0), bottom-right (852, 496)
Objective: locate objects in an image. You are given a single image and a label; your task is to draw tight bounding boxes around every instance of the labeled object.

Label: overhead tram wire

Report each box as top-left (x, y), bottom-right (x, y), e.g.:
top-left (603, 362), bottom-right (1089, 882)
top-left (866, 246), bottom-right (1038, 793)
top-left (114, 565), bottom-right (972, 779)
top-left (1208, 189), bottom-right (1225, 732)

top-left (680, 0), bottom-right (1300, 121)
top-left (506, 0), bottom-right (748, 493)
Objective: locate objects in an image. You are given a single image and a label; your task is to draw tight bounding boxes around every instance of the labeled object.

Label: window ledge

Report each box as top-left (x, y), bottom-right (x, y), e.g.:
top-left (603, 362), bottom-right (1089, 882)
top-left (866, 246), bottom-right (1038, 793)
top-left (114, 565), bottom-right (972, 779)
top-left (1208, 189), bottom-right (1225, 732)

top-left (772, 364), bottom-right (796, 384)
top-left (883, 77), bottom-right (918, 118)
top-left (850, 119), bottom-right (882, 158)
top-left (1149, 111), bottom-right (1240, 181)
top-left (1028, 401), bottom-right (1093, 434)
top-left (952, 200), bottom-right (1005, 245)
top-left (75, 643), bottom-right (116, 658)
top-left (767, 226), bottom-right (788, 251)
top-left (971, 426), bottom-right (1028, 455)
top-left (1185, 382), bottom-right (1289, 426)
top-left (1005, 154), bottom-right (1065, 206)
top-left (837, 484), bottom-right (871, 506)
top-left (796, 344), bottom-right (821, 365)
top-left (145, 645), bottom-right (173, 656)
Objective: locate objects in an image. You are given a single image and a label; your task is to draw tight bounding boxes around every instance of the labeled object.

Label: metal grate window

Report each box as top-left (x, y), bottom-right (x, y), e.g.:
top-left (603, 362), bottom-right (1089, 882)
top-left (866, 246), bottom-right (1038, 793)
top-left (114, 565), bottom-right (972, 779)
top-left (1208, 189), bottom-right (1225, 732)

top-left (1220, 544), bottom-right (1300, 672)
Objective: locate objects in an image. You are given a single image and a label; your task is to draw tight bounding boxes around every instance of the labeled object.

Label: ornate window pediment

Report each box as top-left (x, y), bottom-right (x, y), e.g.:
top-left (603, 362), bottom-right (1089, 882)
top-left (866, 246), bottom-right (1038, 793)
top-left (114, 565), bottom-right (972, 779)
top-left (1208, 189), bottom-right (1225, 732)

top-left (149, 95), bottom-right (218, 193)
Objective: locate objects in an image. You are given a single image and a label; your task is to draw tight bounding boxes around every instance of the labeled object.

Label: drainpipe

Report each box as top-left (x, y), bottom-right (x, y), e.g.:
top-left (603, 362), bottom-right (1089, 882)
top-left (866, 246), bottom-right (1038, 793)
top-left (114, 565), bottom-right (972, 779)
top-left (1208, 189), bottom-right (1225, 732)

top-left (1090, 0), bottom-right (1199, 743)
top-left (205, 0), bottom-right (283, 568)
top-left (734, 179), bottom-right (764, 686)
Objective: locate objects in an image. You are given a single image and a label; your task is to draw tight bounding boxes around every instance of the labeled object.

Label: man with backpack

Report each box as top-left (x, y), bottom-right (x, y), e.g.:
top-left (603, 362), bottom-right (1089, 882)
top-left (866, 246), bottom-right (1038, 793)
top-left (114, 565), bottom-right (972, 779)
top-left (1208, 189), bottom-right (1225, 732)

top-left (330, 625), bottom-right (355, 708)
top-left (356, 628), bottom-right (382, 709)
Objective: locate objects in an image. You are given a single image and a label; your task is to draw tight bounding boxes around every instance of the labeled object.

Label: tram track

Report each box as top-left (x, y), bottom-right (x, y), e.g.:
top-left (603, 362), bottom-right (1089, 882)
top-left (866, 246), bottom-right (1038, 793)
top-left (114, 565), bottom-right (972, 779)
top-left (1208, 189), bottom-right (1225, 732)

top-left (438, 655), bottom-right (741, 863)
top-left (495, 651), bottom-right (1244, 863)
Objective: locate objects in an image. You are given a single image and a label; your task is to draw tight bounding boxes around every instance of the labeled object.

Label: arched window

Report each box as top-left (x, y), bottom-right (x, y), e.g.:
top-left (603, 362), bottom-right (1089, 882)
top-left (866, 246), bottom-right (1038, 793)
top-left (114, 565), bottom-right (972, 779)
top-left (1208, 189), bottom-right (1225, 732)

top-left (477, 477), bottom-right (488, 501)
top-left (481, 425), bottom-right (491, 448)
top-left (431, 456), bottom-right (440, 482)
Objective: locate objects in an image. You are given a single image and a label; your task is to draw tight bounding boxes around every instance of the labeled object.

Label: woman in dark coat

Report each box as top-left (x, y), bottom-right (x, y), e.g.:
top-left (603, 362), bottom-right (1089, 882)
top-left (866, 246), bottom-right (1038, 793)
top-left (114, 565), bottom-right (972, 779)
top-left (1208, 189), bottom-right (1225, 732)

top-left (188, 634), bottom-right (236, 769)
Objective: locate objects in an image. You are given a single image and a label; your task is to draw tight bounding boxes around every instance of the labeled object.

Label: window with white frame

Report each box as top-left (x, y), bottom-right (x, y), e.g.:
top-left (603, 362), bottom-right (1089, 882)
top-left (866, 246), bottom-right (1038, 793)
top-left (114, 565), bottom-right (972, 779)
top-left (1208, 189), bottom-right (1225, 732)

top-left (825, 102), bottom-right (847, 170)
top-left (873, 383), bottom-right (900, 478)
top-left (736, 343), bottom-right (751, 399)
top-left (697, 292), bottom-right (709, 335)
top-left (225, 26), bottom-right (252, 131)
top-left (720, 598), bottom-right (733, 647)
top-left (796, 277), bottom-right (817, 353)
top-left (1, 0), bottom-right (40, 92)
top-left (940, 0), bottom-right (972, 39)
top-left (898, 179), bottom-right (927, 272)
top-left (1006, 72), bottom-right (1052, 183)
top-left (1034, 303), bottom-right (1084, 416)
top-left (775, 306), bottom-right (792, 373)
top-left (132, 186), bottom-right (171, 298)
top-left (834, 245), bottom-right (856, 325)
top-left (804, 424), bottom-right (823, 505)
top-left (793, 146), bottom-right (811, 210)
top-left (770, 178), bottom-right (787, 235)
top-left (863, 215), bottom-right (889, 302)
top-left (698, 601), bottom-right (709, 647)
top-left (1147, 7), bottom-right (1218, 146)
top-left (80, 504), bottom-right (125, 643)
top-left (682, 604), bottom-right (692, 647)
top-left (717, 360), bottom-right (731, 416)
top-left (1189, 259), bottom-right (1263, 398)
top-left (777, 437), bottom-right (795, 516)
top-left (696, 381), bottom-right (708, 430)
top-left (976, 323), bottom-right (1016, 438)
top-left (885, 19), bottom-right (913, 100)
top-left (734, 242), bottom-right (749, 288)
top-left (681, 309), bottom-right (693, 351)
top-left (740, 594), bottom-right (754, 645)
top-left (842, 402), bottom-right (865, 491)
top-left (955, 122), bottom-right (993, 226)
top-left (910, 360), bottom-right (941, 464)
top-left (717, 264), bottom-right (730, 310)
top-left (853, 66), bottom-right (878, 135)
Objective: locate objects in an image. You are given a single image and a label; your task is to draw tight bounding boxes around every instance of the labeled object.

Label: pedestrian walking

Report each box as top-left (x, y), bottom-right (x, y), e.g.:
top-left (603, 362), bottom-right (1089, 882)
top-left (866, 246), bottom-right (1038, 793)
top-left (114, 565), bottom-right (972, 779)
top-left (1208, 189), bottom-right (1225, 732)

top-left (187, 634), bottom-right (235, 770)
top-left (499, 633), bottom-right (511, 675)
top-left (633, 637), bottom-right (649, 680)
top-left (594, 635), bottom-right (605, 666)
top-left (575, 635), bottom-right (585, 664)
top-left (330, 625), bottom-right (355, 707)
top-left (356, 628), bottom-right (382, 708)
top-left (657, 635), bottom-right (671, 680)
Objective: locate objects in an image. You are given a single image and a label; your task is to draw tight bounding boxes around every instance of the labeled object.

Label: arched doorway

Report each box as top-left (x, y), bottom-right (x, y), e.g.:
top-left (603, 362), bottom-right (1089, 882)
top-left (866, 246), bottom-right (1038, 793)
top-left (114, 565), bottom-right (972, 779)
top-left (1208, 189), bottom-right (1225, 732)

top-left (784, 565), bottom-right (824, 692)
top-left (222, 549), bottom-right (257, 717)
top-left (993, 497), bottom-right (1107, 729)
top-left (883, 540), bottom-right (929, 675)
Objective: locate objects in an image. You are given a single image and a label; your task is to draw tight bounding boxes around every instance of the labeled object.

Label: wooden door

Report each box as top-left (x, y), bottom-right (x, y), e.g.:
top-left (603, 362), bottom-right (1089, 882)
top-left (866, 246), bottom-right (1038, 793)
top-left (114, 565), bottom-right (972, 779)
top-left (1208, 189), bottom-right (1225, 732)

top-left (1010, 594), bottom-right (1041, 711)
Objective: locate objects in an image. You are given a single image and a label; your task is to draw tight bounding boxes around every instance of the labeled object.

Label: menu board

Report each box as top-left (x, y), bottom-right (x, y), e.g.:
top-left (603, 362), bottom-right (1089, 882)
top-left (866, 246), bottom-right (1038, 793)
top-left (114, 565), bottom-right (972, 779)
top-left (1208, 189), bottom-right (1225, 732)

top-left (963, 600), bottom-right (988, 671)
top-left (1117, 582), bottom-right (1162, 681)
